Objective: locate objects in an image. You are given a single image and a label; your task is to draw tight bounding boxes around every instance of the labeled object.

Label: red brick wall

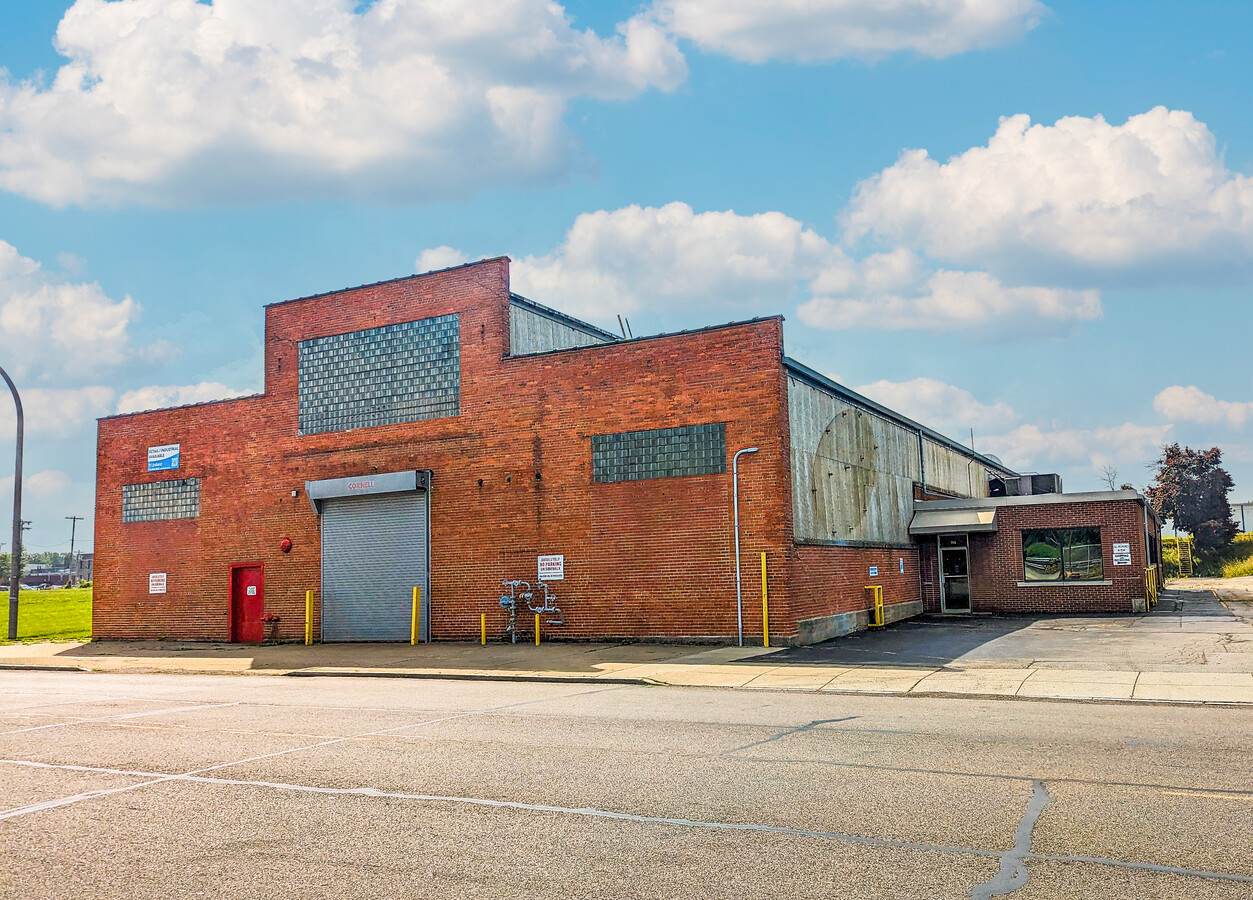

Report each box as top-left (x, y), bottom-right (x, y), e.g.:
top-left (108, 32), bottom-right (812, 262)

top-left (786, 544), bottom-right (921, 630)
top-left (968, 499), bottom-right (1153, 613)
top-left (95, 259), bottom-right (800, 643)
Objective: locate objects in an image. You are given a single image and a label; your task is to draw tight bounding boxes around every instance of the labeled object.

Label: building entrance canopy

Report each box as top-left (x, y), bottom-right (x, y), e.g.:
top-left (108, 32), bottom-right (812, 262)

top-left (909, 508), bottom-right (997, 536)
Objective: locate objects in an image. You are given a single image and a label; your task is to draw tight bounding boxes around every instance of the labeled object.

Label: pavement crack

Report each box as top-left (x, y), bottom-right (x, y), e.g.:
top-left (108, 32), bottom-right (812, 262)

top-left (726, 717), bottom-right (859, 753)
top-left (971, 780), bottom-right (1049, 899)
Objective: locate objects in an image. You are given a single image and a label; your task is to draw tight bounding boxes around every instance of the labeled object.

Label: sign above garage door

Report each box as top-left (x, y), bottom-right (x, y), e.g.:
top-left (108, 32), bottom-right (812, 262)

top-left (305, 470), bottom-right (430, 512)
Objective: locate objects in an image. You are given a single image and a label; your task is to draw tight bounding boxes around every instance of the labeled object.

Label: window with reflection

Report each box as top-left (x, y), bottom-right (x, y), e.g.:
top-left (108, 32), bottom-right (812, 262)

top-left (1022, 528), bottom-right (1103, 582)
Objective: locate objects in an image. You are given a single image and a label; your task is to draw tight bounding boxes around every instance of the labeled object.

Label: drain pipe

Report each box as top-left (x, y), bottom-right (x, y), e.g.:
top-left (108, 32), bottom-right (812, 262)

top-left (732, 447), bottom-right (759, 647)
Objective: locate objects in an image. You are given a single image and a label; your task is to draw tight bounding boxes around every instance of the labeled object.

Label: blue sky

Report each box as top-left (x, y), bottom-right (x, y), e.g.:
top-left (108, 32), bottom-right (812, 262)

top-left (1, 0), bottom-right (1251, 554)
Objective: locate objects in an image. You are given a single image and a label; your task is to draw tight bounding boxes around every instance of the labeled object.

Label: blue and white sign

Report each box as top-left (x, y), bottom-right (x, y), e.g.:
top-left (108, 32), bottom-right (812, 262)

top-left (868, 566), bottom-right (879, 577)
top-left (147, 444), bottom-right (181, 472)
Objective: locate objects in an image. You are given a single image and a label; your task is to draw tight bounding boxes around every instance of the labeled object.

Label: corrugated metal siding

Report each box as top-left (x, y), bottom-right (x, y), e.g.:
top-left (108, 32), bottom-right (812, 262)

top-left (922, 438), bottom-right (992, 498)
top-left (788, 378), bottom-right (921, 544)
top-left (320, 491), bottom-right (429, 641)
top-left (509, 304), bottom-right (610, 355)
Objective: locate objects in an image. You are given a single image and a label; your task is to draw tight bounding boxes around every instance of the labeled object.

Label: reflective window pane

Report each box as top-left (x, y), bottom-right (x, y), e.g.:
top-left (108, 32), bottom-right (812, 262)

top-left (1022, 530), bottom-right (1062, 581)
top-left (1022, 528), bottom-right (1103, 582)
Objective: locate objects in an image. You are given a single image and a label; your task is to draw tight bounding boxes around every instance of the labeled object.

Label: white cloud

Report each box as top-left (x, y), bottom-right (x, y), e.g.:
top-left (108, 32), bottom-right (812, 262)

top-left (0, 0), bottom-right (686, 207)
top-left (856, 377), bottom-right (1017, 436)
top-left (651, 0), bottom-right (1046, 63)
top-left (1154, 385), bottom-right (1253, 428)
top-left (415, 246), bottom-right (472, 273)
top-left (984, 422), bottom-right (1172, 472)
top-left (0, 386), bottom-right (115, 439)
top-left (0, 240), bottom-right (162, 380)
top-left (844, 107), bottom-right (1253, 275)
top-left (483, 201), bottom-right (1094, 337)
top-left (0, 469), bottom-right (72, 498)
top-left (510, 202), bottom-right (836, 319)
top-left (117, 382), bottom-right (250, 414)
top-left (799, 267), bottom-right (1100, 335)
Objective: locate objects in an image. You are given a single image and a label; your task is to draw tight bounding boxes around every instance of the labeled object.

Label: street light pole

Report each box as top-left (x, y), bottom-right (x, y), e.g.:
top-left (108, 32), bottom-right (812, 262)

top-left (0, 365), bottom-right (23, 640)
top-left (732, 446), bottom-right (759, 648)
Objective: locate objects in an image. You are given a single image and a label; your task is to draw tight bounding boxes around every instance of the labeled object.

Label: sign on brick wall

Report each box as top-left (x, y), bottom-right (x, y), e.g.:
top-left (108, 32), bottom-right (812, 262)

top-left (147, 444), bottom-right (180, 472)
top-left (538, 555), bottom-right (565, 581)
top-left (148, 573), bottom-right (167, 594)
top-left (1112, 543), bottom-right (1132, 566)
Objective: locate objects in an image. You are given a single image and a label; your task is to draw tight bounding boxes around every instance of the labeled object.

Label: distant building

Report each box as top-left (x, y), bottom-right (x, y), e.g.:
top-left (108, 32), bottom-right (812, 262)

top-left (76, 553), bottom-right (94, 583)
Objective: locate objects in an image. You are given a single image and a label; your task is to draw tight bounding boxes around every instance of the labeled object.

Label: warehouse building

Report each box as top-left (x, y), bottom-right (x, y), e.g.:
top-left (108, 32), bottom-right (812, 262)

top-left (94, 257), bottom-right (1162, 644)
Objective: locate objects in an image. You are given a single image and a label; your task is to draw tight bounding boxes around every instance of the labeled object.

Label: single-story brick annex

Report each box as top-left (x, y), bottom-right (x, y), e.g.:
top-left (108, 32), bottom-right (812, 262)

top-left (94, 257), bottom-right (1163, 645)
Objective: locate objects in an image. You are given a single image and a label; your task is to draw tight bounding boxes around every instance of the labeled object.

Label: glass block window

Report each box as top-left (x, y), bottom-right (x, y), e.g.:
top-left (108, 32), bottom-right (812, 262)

top-left (592, 423), bottom-right (727, 483)
top-left (122, 478), bottom-right (201, 523)
top-left (297, 314), bottom-right (460, 436)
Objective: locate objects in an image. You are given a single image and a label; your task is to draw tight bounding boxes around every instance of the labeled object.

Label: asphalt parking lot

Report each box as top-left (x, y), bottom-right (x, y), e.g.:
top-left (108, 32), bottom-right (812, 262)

top-left (766, 590), bottom-right (1253, 672)
top-left (1, 670), bottom-right (1250, 899)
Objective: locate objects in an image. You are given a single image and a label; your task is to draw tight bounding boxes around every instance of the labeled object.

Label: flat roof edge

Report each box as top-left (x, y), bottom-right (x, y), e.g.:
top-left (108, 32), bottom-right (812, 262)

top-left (265, 257), bottom-right (511, 309)
top-left (914, 490), bottom-right (1150, 511)
top-left (505, 315), bottom-right (785, 360)
top-left (98, 392), bottom-right (264, 422)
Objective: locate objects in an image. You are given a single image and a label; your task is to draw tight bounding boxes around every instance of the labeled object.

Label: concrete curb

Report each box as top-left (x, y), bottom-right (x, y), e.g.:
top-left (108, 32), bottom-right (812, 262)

top-left (284, 670), bottom-right (650, 686)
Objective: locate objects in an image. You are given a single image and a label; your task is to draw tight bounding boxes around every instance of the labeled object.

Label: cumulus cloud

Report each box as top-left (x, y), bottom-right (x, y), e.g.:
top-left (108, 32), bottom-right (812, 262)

top-left (856, 377), bottom-right (1017, 436)
top-left (1154, 385), bottom-right (1253, 428)
top-left (651, 0), bottom-right (1046, 63)
top-left (844, 107), bottom-right (1253, 276)
top-left (798, 267), bottom-right (1100, 336)
top-left (984, 422), bottom-right (1172, 472)
top-left (0, 0), bottom-right (687, 207)
top-left (509, 202), bottom-right (836, 318)
top-left (116, 382), bottom-right (251, 414)
top-left (0, 240), bottom-right (164, 379)
top-left (415, 246), bottom-right (472, 274)
top-left (0, 386), bottom-right (115, 439)
top-left (0, 469), bottom-right (72, 498)
top-left (449, 202), bottom-right (1101, 336)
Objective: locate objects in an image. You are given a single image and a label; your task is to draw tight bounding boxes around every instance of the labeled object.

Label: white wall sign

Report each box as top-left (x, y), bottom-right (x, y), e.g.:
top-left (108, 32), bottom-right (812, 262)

top-left (1112, 542), bottom-right (1132, 566)
top-left (147, 444), bottom-right (180, 472)
top-left (538, 554), bottom-right (565, 581)
top-left (148, 573), bottom-right (168, 594)
top-left (899, 557), bottom-right (905, 574)
top-left (868, 566), bottom-right (879, 577)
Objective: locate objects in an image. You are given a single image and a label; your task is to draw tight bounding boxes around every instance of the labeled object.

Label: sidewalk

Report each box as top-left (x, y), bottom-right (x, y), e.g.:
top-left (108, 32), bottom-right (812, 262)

top-left (3, 627), bottom-right (1250, 705)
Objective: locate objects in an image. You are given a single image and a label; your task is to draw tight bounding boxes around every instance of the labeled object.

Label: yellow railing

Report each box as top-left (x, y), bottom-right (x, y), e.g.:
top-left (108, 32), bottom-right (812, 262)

top-left (865, 585), bottom-right (885, 628)
top-left (1144, 564), bottom-right (1160, 608)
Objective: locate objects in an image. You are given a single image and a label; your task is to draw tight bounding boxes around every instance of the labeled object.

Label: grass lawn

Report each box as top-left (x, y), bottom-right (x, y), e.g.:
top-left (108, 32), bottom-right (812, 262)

top-left (0, 587), bottom-right (92, 642)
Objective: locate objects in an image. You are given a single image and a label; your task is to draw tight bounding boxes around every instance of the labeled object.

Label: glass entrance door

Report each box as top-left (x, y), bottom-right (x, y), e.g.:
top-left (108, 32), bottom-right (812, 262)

top-left (939, 535), bottom-right (971, 613)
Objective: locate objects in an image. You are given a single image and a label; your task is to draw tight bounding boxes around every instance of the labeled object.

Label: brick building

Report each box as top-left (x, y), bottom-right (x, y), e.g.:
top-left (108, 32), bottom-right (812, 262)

top-left (94, 257), bottom-right (1162, 645)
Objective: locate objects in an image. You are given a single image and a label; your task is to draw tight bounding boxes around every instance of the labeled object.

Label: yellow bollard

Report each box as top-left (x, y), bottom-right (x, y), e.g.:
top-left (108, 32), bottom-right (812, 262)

top-left (411, 586), bottom-right (421, 645)
top-left (481, 613), bottom-right (487, 646)
top-left (535, 613), bottom-right (541, 646)
top-left (761, 552), bottom-right (769, 648)
top-left (305, 590), bottom-right (313, 646)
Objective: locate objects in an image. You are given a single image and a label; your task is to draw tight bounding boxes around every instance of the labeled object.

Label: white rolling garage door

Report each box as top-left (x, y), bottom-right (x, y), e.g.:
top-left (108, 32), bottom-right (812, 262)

top-left (320, 490), bottom-right (430, 641)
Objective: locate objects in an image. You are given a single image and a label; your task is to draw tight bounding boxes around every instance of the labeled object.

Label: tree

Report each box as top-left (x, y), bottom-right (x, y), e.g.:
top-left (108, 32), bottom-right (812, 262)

top-left (1146, 443), bottom-right (1237, 554)
top-left (1098, 464), bottom-right (1120, 491)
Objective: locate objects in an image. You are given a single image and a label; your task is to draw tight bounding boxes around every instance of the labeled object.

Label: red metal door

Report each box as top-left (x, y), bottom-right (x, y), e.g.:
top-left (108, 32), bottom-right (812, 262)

top-left (230, 565), bottom-right (265, 643)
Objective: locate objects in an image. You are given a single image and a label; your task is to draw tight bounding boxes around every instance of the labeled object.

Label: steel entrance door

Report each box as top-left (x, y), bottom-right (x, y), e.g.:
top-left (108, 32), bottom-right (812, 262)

top-left (320, 490), bottom-right (429, 641)
top-left (938, 535), bottom-right (971, 613)
top-left (229, 564), bottom-right (265, 642)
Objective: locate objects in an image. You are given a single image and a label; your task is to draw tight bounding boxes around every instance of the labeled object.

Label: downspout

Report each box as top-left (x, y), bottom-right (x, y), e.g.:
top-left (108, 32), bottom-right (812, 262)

top-left (732, 447), bottom-right (760, 647)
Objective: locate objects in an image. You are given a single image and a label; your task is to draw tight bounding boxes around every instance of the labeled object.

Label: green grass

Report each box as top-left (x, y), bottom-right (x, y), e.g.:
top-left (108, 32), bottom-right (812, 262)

top-left (0, 587), bottom-right (92, 642)
top-left (1164, 532), bottom-right (1253, 579)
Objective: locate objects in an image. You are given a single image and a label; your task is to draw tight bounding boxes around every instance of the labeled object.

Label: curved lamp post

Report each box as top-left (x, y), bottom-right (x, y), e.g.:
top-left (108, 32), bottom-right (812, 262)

top-left (732, 446), bottom-right (759, 647)
top-left (0, 365), bottom-right (22, 640)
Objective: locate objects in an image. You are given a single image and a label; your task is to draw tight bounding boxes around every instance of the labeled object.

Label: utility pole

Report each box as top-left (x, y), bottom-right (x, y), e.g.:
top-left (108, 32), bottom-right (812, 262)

top-left (0, 364), bottom-right (22, 640)
top-left (66, 516), bottom-right (84, 586)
